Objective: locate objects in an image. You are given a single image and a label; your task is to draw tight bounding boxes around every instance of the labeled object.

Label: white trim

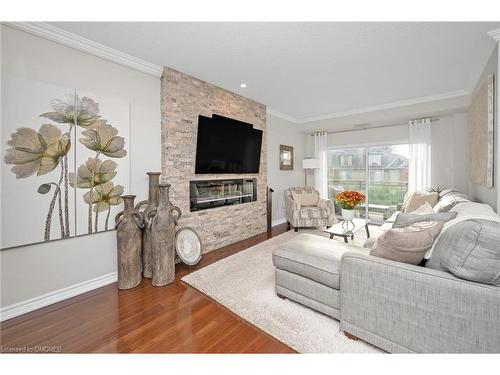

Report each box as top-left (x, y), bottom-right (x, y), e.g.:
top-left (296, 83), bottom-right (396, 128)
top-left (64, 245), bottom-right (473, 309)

top-left (266, 108), bottom-right (300, 123)
top-left (487, 28), bottom-right (500, 41)
top-left (2, 22), bottom-right (474, 127)
top-left (4, 22), bottom-right (163, 77)
top-left (0, 272), bottom-right (117, 322)
top-left (272, 218), bottom-right (287, 227)
top-left (269, 90), bottom-right (470, 124)
top-left (297, 90), bottom-right (470, 123)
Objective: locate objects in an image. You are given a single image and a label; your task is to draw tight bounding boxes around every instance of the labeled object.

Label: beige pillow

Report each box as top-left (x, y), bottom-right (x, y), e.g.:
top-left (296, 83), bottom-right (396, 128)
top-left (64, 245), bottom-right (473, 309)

top-left (433, 194), bottom-right (469, 213)
top-left (291, 192), bottom-right (319, 207)
top-left (370, 221), bottom-right (444, 265)
top-left (403, 192), bottom-right (438, 213)
top-left (411, 202), bottom-right (434, 214)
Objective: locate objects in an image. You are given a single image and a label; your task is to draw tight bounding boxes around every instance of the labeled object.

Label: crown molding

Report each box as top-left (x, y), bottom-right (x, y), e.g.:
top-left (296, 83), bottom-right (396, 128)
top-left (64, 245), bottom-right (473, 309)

top-left (487, 28), bottom-right (500, 41)
top-left (295, 89), bottom-right (470, 124)
top-left (4, 22), bottom-right (473, 124)
top-left (5, 22), bottom-right (163, 77)
top-left (266, 108), bottom-right (300, 123)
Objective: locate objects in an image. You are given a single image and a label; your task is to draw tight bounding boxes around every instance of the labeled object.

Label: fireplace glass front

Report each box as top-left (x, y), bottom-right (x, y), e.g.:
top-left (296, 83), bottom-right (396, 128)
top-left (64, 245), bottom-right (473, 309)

top-left (189, 178), bottom-right (257, 212)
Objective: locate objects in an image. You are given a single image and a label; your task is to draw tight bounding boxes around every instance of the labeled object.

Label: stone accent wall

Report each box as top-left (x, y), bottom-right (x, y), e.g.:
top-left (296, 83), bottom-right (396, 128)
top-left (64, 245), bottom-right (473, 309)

top-left (161, 67), bottom-right (267, 252)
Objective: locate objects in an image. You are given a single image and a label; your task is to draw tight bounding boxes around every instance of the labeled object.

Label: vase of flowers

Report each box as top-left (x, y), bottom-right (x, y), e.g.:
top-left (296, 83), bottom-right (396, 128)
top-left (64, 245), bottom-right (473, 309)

top-left (336, 191), bottom-right (365, 220)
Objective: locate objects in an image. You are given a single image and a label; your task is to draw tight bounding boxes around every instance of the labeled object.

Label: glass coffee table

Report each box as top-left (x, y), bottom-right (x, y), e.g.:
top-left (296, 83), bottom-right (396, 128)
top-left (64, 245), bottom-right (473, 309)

top-left (323, 218), bottom-right (371, 243)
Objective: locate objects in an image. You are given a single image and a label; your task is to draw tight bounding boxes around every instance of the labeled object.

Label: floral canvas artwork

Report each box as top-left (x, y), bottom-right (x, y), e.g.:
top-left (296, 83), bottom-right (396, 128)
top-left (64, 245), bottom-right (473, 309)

top-left (1, 75), bottom-right (130, 249)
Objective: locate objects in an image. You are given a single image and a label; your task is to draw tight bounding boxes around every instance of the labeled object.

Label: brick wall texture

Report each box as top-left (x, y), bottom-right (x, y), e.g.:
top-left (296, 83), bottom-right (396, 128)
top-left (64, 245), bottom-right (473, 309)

top-left (161, 67), bottom-right (267, 252)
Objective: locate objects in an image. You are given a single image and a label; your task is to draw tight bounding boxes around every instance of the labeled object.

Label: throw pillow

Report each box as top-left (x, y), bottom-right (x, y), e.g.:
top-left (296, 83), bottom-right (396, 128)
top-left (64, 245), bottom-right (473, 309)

top-left (427, 220), bottom-right (500, 286)
top-left (370, 221), bottom-right (444, 265)
top-left (291, 192), bottom-right (319, 207)
top-left (393, 211), bottom-right (457, 228)
top-left (438, 188), bottom-right (468, 200)
top-left (403, 192), bottom-right (438, 213)
top-left (363, 237), bottom-right (377, 249)
top-left (411, 202), bottom-right (434, 214)
top-left (433, 194), bottom-right (469, 213)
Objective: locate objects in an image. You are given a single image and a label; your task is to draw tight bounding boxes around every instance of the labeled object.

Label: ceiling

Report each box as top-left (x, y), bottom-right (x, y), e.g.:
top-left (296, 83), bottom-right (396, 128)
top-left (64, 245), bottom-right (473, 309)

top-left (50, 22), bottom-right (499, 122)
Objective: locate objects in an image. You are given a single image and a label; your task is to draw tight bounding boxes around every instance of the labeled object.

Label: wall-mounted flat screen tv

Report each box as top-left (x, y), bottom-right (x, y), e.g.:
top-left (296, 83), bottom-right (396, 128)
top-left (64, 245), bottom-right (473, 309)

top-left (195, 115), bottom-right (263, 174)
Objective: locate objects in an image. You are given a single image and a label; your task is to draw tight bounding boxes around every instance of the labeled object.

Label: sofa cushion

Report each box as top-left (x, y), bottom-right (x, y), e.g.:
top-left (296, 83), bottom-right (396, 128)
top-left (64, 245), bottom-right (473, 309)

top-left (300, 206), bottom-right (327, 219)
top-left (370, 221), bottom-right (444, 265)
top-left (291, 192), bottom-right (319, 207)
top-left (272, 233), bottom-right (368, 289)
top-left (393, 211), bottom-right (457, 228)
top-left (427, 220), bottom-right (500, 286)
top-left (402, 191), bottom-right (438, 213)
top-left (424, 201), bottom-right (498, 261)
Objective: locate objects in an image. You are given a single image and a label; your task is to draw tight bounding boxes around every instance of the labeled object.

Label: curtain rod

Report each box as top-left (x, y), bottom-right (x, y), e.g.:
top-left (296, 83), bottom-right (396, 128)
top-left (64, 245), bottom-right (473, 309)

top-left (308, 118), bottom-right (440, 136)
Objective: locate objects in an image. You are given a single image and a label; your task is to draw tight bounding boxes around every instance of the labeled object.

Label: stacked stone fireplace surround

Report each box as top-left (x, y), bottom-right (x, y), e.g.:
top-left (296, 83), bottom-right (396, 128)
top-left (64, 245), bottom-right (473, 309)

top-left (161, 67), bottom-right (267, 252)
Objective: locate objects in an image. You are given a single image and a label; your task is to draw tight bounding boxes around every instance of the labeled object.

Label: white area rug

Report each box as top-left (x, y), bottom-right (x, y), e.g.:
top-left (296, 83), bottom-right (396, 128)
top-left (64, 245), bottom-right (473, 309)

top-left (182, 228), bottom-right (382, 353)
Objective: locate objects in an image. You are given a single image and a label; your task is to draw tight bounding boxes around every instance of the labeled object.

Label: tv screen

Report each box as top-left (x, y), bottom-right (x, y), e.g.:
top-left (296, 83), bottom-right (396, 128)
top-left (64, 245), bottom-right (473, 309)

top-left (195, 115), bottom-right (262, 174)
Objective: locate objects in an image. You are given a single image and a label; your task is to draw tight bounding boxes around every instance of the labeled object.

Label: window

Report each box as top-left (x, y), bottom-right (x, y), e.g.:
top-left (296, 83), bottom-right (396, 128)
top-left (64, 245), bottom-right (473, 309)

top-left (328, 144), bottom-right (409, 223)
top-left (340, 154), bottom-right (353, 167)
top-left (369, 154), bottom-right (382, 167)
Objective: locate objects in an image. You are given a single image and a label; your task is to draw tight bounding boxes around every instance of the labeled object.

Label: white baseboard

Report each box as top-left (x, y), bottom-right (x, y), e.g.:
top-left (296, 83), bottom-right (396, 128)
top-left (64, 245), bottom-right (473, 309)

top-left (272, 218), bottom-right (287, 227)
top-left (0, 272), bottom-right (117, 322)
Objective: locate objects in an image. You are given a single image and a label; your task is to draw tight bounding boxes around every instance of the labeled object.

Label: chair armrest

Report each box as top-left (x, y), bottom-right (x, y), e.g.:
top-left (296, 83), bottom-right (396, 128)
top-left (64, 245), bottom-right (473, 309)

top-left (318, 198), bottom-right (336, 224)
top-left (340, 252), bottom-right (500, 353)
top-left (286, 196), bottom-right (301, 210)
top-left (317, 198), bottom-right (333, 209)
top-left (285, 196), bottom-right (301, 224)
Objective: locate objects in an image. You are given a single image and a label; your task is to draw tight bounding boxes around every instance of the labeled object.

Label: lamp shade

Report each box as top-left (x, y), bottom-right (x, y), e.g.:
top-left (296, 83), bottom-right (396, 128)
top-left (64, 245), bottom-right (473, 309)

top-left (302, 158), bottom-right (320, 169)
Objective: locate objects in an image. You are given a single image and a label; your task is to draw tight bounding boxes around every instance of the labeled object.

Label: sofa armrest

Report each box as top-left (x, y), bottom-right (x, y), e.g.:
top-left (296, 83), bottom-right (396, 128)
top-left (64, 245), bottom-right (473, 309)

top-left (340, 252), bottom-right (500, 353)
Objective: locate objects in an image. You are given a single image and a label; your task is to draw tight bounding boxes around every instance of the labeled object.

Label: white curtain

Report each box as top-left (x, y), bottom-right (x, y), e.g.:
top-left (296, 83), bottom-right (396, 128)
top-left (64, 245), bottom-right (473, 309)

top-left (408, 118), bottom-right (432, 193)
top-left (313, 132), bottom-right (328, 199)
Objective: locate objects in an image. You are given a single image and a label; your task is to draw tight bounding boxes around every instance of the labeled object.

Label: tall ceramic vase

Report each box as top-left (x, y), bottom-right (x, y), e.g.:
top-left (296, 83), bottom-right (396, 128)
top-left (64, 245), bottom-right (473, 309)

top-left (149, 183), bottom-right (181, 287)
top-left (135, 172), bottom-right (161, 278)
top-left (115, 195), bottom-right (145, 290)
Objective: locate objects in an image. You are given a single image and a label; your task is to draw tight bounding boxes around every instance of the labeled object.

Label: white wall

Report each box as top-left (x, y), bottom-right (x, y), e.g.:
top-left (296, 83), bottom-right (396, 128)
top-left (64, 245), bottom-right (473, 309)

top-left (0, 25), bottom-right (160, 311)
top-left (431, 113), bottom-right (469, 193)
top-left (468, 46), bottom-right (498, 209)
top-left (304, 113), bottom-right (470, 193)
top-left (266, 114), bottom-right (304, 225)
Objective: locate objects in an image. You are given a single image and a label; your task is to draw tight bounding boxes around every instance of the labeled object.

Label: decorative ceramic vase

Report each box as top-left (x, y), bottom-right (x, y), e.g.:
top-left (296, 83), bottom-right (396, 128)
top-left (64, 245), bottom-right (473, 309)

top-left (135, 172), bottom-right (161, 278)
top-left (149, 183), bottom-right (181, 287)
top-left (341, 208), bottom-right (355, 221)
top-left (115, 195), bottom-right (145, 290)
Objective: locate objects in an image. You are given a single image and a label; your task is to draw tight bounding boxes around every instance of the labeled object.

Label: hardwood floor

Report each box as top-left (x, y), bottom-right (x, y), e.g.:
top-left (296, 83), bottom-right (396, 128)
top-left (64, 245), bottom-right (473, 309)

top-left (0, 224), bottom-right (295, 353)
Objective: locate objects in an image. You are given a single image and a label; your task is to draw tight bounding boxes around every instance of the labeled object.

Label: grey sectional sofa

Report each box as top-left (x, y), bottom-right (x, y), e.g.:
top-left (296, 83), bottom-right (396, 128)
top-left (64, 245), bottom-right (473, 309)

top-left (272, 201), bottom-right (500, 353)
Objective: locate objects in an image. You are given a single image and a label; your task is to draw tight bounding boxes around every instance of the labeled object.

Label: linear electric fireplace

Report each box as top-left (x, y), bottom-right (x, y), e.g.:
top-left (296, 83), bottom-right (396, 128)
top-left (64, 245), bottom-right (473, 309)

top-left (189, 178), bottom-right (257, 212)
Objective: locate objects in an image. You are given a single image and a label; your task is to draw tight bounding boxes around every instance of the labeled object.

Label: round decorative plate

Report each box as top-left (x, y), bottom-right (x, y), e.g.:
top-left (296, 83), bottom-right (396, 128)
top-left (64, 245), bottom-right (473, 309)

top-left (175, 227), bottom-right (202, 266)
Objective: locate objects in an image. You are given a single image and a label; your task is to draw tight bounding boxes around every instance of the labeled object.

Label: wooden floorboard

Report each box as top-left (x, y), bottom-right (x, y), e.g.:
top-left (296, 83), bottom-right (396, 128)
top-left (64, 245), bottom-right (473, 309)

top-left (0, 223), bottom-right (295, 353)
